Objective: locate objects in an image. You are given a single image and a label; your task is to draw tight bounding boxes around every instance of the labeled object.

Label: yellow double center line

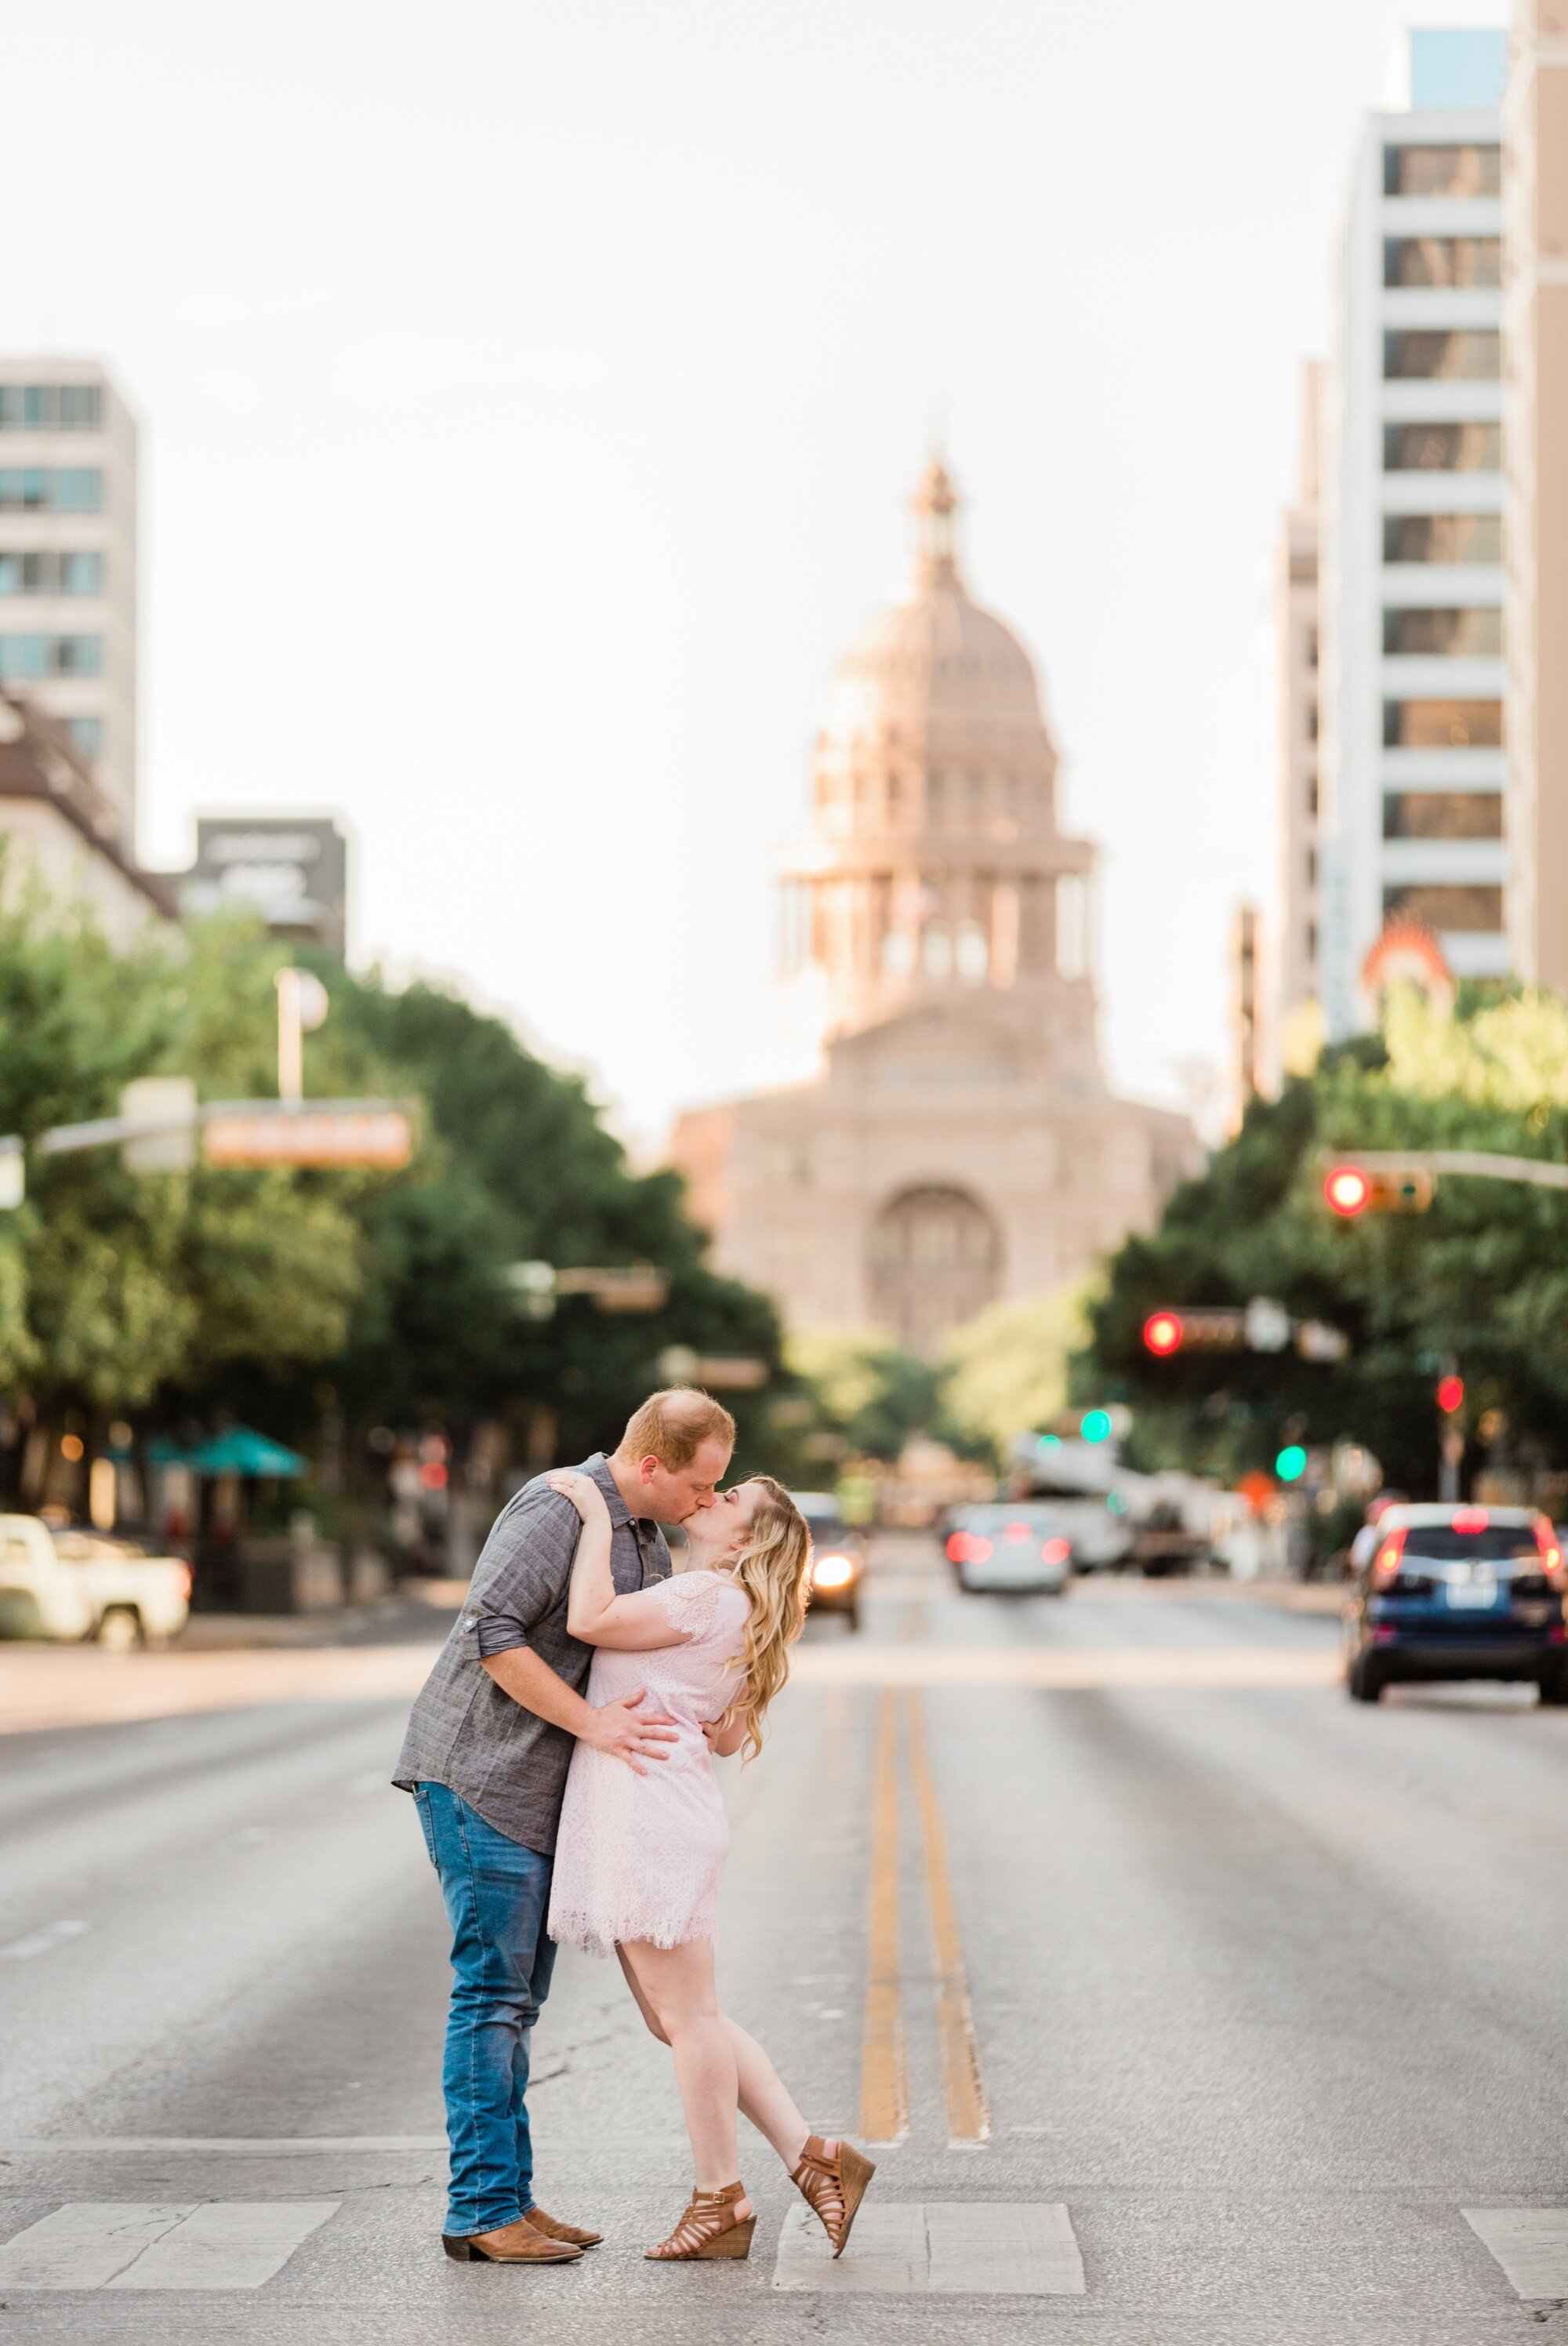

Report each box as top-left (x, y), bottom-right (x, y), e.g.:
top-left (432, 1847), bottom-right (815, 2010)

top-left (858, 1687), bottom-right (990, 2148)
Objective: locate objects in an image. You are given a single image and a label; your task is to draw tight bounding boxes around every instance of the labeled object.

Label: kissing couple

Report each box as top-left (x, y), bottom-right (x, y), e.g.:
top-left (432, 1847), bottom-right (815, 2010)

top-left (394, 1387), bottom-right (876, 2266)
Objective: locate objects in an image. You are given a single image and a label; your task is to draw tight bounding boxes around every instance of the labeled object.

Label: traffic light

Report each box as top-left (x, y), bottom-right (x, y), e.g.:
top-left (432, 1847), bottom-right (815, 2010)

top-left (1323, 1163), bottom-right (1434, 1216)
top-left (1437, 1374), bottom-right (1464, 1414)
top-left (1079, 1408), bottom-right (1113, 1444)
top-left (1142, 1307), bottom-right (1247, 1355)
top-left (1275, 1444), bottom-right (1308, 1483)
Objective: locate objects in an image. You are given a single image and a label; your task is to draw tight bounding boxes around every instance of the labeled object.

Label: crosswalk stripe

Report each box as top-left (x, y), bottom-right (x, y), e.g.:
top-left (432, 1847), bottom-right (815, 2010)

top-left (0, 2202), bottom-right (339, 2290)
top-left (1464, 2208), bottom-right (1568, 2298)
top-left (772, 2201), bottom-right (1083, 2294)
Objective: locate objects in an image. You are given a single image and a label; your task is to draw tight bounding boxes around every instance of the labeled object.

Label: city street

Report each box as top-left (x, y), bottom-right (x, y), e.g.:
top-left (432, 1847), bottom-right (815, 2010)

top-left (2, 1540), bottom-right (1566, 2344)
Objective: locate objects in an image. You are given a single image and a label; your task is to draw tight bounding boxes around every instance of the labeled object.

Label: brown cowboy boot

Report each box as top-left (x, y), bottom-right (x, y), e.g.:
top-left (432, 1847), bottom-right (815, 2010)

top-left (524, 2205), bottom-right (603, 2250)
top-left (442, 2217), bottom-right (581, 2262)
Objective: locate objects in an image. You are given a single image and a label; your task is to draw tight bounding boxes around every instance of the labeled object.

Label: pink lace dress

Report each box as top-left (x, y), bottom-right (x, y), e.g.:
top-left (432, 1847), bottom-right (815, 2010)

top-left (548, 1570), bottom-right (753, 1958)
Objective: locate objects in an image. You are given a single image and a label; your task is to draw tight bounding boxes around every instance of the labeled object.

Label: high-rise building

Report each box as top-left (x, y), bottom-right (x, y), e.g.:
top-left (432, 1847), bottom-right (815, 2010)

top-left (0, 360), bottom-right (136, 846)
top-left (1504, 0), bottom-right (1568, 992)
top-left (1268, 364), bottom-right (1324, 1085)
top-left (669, 462), bottom-right (1198, 1352)
top-left (1319, 30), bottom-right (1510, 1040)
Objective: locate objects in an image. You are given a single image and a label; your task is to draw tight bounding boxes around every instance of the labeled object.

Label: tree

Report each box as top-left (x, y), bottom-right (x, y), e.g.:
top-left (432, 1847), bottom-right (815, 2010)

top-left (786, 1328), bottom-right (941, 1465)
top-left (942, 1287), bottom-right (1091, 1463)
top-left (1084, 986), bottom-right (1568, 1497)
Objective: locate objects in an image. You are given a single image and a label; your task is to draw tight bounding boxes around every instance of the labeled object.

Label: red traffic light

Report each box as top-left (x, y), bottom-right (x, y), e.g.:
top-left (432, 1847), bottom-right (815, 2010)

top-left (1437, 1375), bottom-right (1465, 1414)
top-left (1143, 1310), bottom-right (1183, 1356)
top-left (1324, 1164), bottom-right (1371, 1217)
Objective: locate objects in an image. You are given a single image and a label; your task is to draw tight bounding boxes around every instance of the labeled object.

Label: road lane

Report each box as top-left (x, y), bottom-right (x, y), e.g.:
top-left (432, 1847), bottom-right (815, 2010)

top-left (1, 1542), bottom-right (1565, 2343)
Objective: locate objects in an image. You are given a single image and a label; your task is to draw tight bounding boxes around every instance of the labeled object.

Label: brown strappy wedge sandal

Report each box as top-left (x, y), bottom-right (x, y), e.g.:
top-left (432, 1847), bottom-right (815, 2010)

top-left (791, 2134), bottom-right (876, 2258)
top-left (645, 2180), bottom-right (756, 2261)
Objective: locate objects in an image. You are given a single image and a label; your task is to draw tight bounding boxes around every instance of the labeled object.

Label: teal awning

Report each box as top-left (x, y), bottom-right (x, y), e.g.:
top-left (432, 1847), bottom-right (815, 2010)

top-left (185, 1426), bottom-right (309, 1478)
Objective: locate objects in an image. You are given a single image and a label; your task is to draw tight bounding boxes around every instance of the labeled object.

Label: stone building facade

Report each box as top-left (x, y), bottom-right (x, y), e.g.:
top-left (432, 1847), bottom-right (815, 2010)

top-left (669, 463), bottom-right (1200, 1352)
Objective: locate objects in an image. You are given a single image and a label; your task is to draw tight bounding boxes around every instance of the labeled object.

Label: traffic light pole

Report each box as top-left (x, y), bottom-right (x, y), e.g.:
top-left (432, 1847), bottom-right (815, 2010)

top-left (1327, 1148), bottom-right (1568, 1193)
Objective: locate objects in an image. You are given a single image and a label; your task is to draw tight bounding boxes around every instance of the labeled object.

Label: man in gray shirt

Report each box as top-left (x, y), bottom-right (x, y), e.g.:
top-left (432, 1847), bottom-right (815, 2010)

top-left (395, 1388), bottom-right (735, 2265)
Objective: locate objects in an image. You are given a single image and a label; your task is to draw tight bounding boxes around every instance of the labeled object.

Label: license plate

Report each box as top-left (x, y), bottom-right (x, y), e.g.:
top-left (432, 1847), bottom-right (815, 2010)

top-left (1446, 1574), bottom-right (1497, 1610)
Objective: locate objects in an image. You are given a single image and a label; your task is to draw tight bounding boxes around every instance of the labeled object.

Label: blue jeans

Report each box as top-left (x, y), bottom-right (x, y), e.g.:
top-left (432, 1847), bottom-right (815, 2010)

top-left (412, 1781), bottom-right (558, 2238)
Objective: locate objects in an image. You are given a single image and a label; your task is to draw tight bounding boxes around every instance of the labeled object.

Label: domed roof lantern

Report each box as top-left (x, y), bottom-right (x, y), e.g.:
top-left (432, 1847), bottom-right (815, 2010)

top-left (912, 455), bottom-right (960, 588)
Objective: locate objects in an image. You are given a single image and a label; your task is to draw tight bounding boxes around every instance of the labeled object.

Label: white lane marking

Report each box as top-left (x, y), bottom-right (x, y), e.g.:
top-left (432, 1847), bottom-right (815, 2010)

top-left (0, 2203), bottom-right (340, 2290)
top-left (774, 2202), bottom-right (927, 2292)
top-left (106, 2200), bottom-right (340, 2290)
top-left (1464, 2207), bottom-right (1568, 2298)
top-left (773, 2202), bottom-right (1084, 2295)
top-left (0, 1919), bottom-right (89, 1961)
top-left (789, 1645), bottom-right (1339, 1689)
top-left (345, 1770), bottom-right (388, 1796)
top-left (927, 2200), bottom-right (1084, 2295)
top-left (0, 2205), bottom-right (191, 2289)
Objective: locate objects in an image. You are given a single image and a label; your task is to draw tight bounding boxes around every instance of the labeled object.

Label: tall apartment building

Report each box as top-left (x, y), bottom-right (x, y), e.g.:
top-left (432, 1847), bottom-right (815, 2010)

top-left (0, 360), bottom-right (136, 846)
top-left (1319, 29), bottom-right (1510, 1040)
top-left (1504, 0), bottom-right (1568, 993)
top-left (1268, 365), bottom-right (1323, 1086)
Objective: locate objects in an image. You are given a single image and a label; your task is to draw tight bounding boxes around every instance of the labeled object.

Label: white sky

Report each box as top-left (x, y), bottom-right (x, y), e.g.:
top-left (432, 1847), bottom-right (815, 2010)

top-left (0, 0), bottom-right (1507, 1143)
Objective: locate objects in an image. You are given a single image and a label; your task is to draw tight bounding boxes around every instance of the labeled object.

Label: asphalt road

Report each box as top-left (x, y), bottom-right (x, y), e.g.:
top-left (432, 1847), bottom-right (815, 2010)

top-left (2, 1542), bottom-right (1566, 2344)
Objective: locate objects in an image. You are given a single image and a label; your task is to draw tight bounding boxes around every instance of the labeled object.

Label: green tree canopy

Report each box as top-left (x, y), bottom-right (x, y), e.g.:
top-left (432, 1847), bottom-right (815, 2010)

top-left (1084, 986), bottom-right (1568, 1495)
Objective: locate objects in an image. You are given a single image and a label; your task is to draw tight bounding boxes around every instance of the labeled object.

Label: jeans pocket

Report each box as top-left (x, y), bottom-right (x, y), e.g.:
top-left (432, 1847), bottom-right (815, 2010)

top-left (413, 1783), bottom-right (440, 1871)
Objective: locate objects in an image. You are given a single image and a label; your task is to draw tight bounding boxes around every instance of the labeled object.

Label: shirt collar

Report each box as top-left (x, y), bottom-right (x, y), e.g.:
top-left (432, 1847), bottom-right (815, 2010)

top-left (583, 1451), bottom-right (641, 1531)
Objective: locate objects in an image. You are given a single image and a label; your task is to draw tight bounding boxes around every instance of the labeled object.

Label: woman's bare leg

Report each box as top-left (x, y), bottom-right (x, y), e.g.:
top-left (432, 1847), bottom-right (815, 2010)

top-left (615, 1945), bottom-right (826, 2181)
top-left (620, 1938), bottom-right (748, 2206)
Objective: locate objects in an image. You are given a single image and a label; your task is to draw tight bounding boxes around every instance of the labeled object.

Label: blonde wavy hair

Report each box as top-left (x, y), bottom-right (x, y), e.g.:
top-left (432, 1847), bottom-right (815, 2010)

top-left (714, 1475), bottom-right (811, 1762)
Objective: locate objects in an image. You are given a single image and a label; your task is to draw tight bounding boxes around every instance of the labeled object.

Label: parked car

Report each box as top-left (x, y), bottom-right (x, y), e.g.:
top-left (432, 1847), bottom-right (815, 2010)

top-left (1345, 1504), bottom-right (1567, 1703)
top-left (0, 1516), bottom-right (192, 1647)
top-left (946, 1502), bottom-right (1072, 1596)
top-left (1131, 1500), bottom-right (1210, 1578)
top-left (789, 1492), bottom-right (866, 1630)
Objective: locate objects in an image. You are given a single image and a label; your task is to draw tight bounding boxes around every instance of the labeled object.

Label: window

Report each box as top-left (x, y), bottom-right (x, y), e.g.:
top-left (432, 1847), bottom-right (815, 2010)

top-left (1383, 791), bottom-right (1502, 839)
top-left (1384, 237), bottom-right (1501, 289)
top-left (1383, 883), bottom-right (1503, 932)
top-left (922, 921), bottom-right (953, 979)
top-left (0, 469), bottom-right (103, 513)
top-left (1384, 143), bottom-right (1501, 197)
top-left (1307, 703), bottom-right (1319, 742)
top-left (1384, 699), bottom-right (1501, 749)
top-left (0, 550), bottom-right (103, 596)
top-left (955, 917), bottom-right (989, 983)
top-left (1305, 626), bottom-right (1319, 670)
top-left (1384, 422), bottom-right (1501, 472)
top-left (0, 633), bottom-right (103, 678)
top-left (1307, 774), bottom-right (1319, 818)
top-left (65, 715), bottom-right (103, 760)
top-left (1384, 331), bottom-right (1501, 381)
top-left (0, 383), bottom-right (103, 430)
top-left (1384, 513), bottom-right (1501, 565)
top-left (1056, 873), bottom-right (1088, 979)
top-left (1383, 606), bottom-right (1501, 655)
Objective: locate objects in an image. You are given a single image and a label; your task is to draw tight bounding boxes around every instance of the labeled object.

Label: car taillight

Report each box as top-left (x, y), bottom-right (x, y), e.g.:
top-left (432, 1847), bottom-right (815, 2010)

top-left (1534, 1520), bottom-right (1566, 1590)
top-left (1004, 1521), bottom-right (1033, 1543)
top-left (946, 1533), bottom-right (967, 1563)
top-left (967, 1536), bottom-right (993, 1562)
top-left (1370, 1529), bottom-right (1407, 1589)
top-left (1041, 1538), bottom-right (1070, 1565)
top-left (1452, 1505), bottom-right (1488, 1534)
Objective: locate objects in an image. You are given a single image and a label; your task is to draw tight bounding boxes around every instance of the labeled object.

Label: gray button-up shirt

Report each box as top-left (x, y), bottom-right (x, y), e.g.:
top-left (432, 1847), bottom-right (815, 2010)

top-left (393, 1452), bottom-right (670, 1854)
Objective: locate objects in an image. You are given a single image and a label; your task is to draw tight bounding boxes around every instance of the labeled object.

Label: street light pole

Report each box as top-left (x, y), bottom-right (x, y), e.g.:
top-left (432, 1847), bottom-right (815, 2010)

top-left (274, 968), bottom-right (329, 1102)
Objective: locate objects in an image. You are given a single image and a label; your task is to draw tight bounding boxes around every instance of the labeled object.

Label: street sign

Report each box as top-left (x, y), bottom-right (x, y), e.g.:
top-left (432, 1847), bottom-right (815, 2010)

top-left (120, 1078), bottom-right (197, 1173)
top-left (204, 1109), bottom-right (412, 1168)
top-left (554, 1264), bottom-right (669, 1312)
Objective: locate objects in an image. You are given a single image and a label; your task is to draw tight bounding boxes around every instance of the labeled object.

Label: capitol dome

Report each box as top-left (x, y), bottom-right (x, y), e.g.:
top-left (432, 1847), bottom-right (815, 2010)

top-left (820, 459), bottom-right (1047, 741)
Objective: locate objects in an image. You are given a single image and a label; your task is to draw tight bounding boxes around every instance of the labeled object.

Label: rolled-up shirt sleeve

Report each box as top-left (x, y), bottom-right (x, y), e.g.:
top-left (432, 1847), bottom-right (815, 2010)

top-left (470, 1491), bottom-right (580, 1659)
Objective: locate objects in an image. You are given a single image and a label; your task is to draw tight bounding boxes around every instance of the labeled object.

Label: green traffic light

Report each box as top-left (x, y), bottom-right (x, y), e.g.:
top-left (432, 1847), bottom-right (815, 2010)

top-left (1080, 1408), bottom-right (1112, 1444)
top-left (1275, 1444), bottom-right (1308, 1482)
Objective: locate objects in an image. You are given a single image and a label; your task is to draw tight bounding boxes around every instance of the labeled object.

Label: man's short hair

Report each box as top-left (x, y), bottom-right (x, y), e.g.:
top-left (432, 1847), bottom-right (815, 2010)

top-left (619, 1388), bottom-right (737, 1470)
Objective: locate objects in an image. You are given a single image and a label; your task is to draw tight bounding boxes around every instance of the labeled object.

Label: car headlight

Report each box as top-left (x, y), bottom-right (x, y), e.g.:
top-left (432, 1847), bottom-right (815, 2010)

top-left (812, 1553), bottom-right (855, 1590)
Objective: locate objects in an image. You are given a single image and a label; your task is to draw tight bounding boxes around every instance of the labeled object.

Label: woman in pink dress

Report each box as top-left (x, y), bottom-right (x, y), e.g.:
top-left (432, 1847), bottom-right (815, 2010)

top-left (546, 1466), bottom-right (875, 2264)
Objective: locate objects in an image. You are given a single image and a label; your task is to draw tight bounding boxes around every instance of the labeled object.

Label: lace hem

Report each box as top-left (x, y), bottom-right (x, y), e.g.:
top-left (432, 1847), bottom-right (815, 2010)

top-left (549, 1905), bottom-right (714, 1961)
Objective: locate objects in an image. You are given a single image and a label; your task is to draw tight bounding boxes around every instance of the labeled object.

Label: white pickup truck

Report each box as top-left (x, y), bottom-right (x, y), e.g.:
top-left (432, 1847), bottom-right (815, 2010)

top-left (0, 1516), bottom-right (192, 1647)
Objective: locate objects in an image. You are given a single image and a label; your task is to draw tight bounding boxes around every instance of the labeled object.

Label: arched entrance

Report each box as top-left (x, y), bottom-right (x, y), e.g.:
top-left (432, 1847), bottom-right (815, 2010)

top-left (869, 1184), bottom-right (1003, 1353)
